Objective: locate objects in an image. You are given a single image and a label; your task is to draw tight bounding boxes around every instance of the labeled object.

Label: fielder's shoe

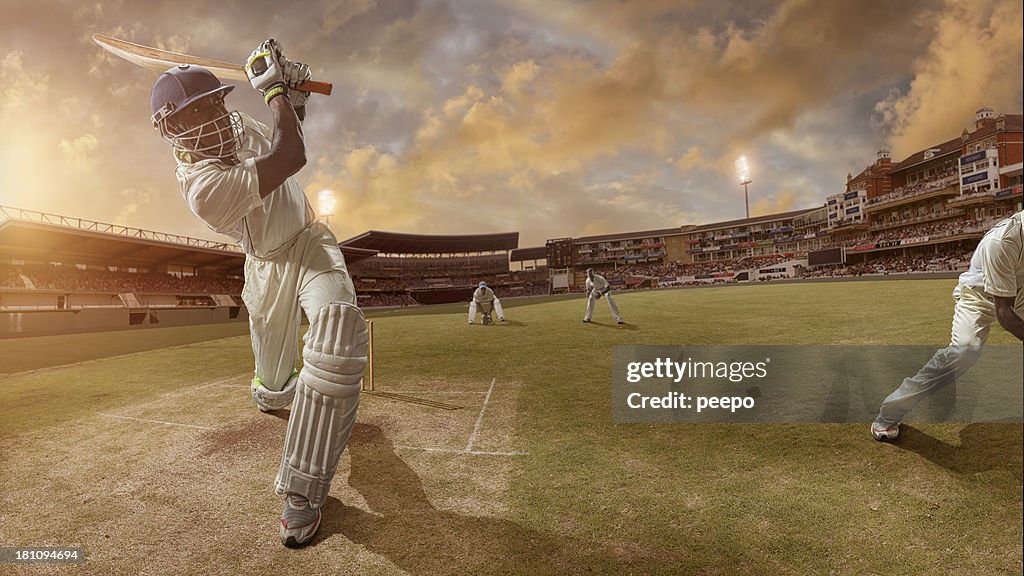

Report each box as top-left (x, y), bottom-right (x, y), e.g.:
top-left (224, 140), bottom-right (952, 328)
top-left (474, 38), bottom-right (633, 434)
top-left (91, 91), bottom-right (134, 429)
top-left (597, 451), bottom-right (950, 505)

top-left (280, 493), bottom-right (321, 548)
top-left (468, 320), bottom-right (474, 324)
top-left (617, 320), bottom-right (625, 325)
top-left (582, 319), bottom-right (591, 323)
top-left (870, 419), bottom-right (900, 442)
top-left (499, 317), bottom-right (505, 322)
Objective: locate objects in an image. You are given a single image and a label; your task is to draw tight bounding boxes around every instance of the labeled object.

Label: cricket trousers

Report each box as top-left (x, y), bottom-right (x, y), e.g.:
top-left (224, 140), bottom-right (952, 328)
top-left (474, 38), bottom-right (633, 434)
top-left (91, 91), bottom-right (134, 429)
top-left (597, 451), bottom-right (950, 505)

top-left (241, 221), bottom-right (357, 391)
top-left (876, 284), bottom-right (1024, 425)
top-left (469, 298), bottom-right (504, 322)
top-left (585, 291), bottom-right (622, 323)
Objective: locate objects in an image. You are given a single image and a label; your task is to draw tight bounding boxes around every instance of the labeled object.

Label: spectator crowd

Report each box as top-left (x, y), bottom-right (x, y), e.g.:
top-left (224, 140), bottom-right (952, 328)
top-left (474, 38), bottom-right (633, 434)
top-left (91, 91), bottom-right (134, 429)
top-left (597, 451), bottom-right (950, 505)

top-left (1, 263), bottom-right (243, 295)
top-left (798, 251), bottom-right (972, 278)
top-left (866, 170), bottom-right (958, 206)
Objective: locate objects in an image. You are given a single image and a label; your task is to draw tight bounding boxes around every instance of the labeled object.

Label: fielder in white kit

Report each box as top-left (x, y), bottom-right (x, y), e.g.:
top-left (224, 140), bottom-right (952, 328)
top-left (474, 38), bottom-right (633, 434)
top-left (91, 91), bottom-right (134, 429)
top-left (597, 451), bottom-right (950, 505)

top-left (468, 281), bottom-right (505, 324)
top-left (871, 210), bottom-right (1024, 441)
top-left (583, 268), bottom-right (624, 324)
top-left (150, 40), bottom-right (368, 547)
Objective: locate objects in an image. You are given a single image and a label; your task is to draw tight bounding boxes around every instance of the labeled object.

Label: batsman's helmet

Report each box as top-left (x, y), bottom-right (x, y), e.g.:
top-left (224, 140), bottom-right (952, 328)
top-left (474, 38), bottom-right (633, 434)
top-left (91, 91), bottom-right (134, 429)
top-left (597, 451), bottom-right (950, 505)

top-left (151, 64), bottom-right (240, 160)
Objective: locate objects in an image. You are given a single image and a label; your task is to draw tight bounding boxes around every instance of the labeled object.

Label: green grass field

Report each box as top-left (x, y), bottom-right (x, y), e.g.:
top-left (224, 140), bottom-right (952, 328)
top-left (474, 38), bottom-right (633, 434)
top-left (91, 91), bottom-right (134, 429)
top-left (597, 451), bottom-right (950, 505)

top-left (1, 279), bottom-right (1021, 575)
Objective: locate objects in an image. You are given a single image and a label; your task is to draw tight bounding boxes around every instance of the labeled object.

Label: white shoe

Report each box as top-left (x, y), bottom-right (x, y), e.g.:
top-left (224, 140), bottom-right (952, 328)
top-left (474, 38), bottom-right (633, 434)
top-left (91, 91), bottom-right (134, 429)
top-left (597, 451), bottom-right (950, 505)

top-left (871, 420), bottom-right (900, 442)
top-left (280, 493), bottom-right (321, 548)
top-left (251, 372), bottom-right (298, 413)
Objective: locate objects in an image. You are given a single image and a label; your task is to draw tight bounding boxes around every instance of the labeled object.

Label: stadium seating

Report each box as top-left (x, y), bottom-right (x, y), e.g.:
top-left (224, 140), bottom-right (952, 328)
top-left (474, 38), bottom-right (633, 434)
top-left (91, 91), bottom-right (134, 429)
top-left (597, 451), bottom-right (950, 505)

top-left (3, 263), bottom-right (243, 295)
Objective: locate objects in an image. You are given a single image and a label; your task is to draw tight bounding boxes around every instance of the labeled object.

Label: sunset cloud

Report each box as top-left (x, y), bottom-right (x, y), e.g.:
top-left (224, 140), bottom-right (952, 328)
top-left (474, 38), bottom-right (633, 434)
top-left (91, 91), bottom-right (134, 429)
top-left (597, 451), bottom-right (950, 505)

top-left (0, 0), bottom-right (1019, 248)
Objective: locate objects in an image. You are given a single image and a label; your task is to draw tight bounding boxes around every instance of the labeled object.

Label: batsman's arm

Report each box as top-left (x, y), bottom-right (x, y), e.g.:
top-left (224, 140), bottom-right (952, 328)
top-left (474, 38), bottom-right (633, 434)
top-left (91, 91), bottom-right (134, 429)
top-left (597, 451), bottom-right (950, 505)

top-left (254, 94), bottom-right (306, 199)
top-left (994, 296), bottom-right (1024, 342)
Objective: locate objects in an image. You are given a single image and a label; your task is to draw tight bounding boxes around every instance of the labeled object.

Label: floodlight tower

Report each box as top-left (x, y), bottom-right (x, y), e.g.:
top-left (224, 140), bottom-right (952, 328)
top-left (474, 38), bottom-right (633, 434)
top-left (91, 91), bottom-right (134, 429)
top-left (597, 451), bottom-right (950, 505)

top-left (735, 156), bottom-right (752, 220)
top-left (318, 190), bottom-right (336, 226)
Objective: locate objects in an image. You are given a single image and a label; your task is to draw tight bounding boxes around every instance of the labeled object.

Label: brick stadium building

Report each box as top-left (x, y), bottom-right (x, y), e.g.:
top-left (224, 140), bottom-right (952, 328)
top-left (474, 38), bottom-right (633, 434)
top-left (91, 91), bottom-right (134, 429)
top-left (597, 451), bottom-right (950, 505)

top-left (814, 107), bottom-right (1022, 272)
top-left (544, 107), bottom-right (1021, 289)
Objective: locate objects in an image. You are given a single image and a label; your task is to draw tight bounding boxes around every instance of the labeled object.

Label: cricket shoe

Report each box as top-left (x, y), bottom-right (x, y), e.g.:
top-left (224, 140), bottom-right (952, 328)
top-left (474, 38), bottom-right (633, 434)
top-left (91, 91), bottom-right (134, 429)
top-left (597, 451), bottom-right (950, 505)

top-left (582, 319), bottom-right (591, 323)
top-left (251, 371), bottom-right (298, 413)
top-left (870, 419), bottom-right (900, 442)
top-left (280, 493), bottom-right (321, 548)
top-left (617, 320), bottom-right (624, 325)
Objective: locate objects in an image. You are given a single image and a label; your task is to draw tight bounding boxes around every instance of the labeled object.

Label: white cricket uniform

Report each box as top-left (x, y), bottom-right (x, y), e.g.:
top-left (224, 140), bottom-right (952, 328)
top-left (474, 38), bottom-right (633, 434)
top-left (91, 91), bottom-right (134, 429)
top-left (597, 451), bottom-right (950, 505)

top-left (468, 286), bottom-right (504, 323)
top-left (876, 211), bottom-right (1024, 425)
top-left (176, 112), bottom-right (356, 391)
top-left (585, 273), bottom-right (623, 323)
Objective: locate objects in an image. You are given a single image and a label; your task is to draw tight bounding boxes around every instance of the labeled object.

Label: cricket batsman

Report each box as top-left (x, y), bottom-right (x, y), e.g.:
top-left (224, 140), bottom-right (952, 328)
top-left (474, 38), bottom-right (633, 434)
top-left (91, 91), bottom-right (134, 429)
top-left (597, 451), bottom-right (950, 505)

top-left (583, 268), bottom-right (624, 324)
top-left (871, 210), bottom-right (1024, 441)
top-left (468, 280), bottom-right (505, 324)
top-left (150, 39), bottom-right (368, 547)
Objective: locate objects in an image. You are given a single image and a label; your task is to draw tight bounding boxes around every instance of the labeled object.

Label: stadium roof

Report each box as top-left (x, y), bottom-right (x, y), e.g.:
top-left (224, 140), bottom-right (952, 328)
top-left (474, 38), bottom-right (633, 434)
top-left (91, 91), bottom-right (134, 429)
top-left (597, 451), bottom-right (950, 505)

top-left (886, 114), bottom-right (1022, 174)
top-left (510, 246), bottom-right (547, 261)
top-left (339, 230), bottom-right (519, 254)
top-left (0, 206), bottom-right (244, 272)
top-left (338, 246), bottom-right (378, 264)
top-left (886, 137), bottom-right (962, 174)
top-left (572, 227), bottom-right (683, 244)
top-left (849, 158), bottom-right (891, 185)
top-left (688, 207), bottom-right (821, 233)
top-left (963, 113), bottom-right (1023, 146)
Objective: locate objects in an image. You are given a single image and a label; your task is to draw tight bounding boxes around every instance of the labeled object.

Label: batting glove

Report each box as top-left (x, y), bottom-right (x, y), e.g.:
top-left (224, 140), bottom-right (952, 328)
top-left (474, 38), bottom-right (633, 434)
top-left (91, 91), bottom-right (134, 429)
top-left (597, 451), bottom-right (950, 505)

top-left (281, 58), bottom-right (312, 118)
top-left (245, 39), bottom-right (287, 104)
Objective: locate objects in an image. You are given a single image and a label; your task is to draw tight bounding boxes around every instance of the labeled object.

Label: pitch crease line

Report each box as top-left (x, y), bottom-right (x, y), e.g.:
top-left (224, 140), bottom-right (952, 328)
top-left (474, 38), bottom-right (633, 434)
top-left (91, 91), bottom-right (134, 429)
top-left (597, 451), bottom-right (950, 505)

top-left (372, 390), bottom-right (487, 395)
top-left (394, 445), bottom-right (528, 456)
top-left (466, 377), bottom-right (497, 452)
top-left (97, 412), bottom-right (215, 431)
top-left (109, 373), bottom-right (249, 416)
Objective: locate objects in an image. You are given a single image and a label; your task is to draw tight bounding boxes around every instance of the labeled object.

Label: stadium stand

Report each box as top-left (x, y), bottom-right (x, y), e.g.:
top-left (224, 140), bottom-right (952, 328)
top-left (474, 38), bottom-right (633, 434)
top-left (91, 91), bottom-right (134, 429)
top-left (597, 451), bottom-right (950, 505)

top-left (0, 206), bottom-right (249, 337)
top-left (339, 230), bottom-right (524, 306)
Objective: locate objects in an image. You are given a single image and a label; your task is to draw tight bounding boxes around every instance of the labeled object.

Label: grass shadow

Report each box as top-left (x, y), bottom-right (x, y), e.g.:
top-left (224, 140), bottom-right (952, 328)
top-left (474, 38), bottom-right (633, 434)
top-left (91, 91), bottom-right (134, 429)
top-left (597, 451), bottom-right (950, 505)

top-left (895, 423), bottom-right (1023, 476)
top-left (584, 321), bottom-right (636, 330)
top-left (315, 423), bottom-right (677, 574)
top-left (495, 319), bottom-right (527, 327)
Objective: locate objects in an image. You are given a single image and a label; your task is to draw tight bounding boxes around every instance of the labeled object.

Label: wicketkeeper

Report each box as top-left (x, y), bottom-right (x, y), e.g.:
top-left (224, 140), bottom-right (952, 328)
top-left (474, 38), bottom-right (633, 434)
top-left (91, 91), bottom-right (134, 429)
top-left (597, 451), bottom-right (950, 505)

top-left (150, 39), bottom-right (367, 547)
top-left (583, 268), bottom-right (624, 324)
top-left (468, 281), bottom-right (505, 324)
top-left (871, 210), bottom-right (1024, 441)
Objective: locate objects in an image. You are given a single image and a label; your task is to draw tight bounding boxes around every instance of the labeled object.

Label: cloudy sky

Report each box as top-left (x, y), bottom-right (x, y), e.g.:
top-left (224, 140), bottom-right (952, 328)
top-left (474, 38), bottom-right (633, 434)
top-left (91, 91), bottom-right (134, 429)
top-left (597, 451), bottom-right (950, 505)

top-left (1, 0), bottom-right (1021, 247)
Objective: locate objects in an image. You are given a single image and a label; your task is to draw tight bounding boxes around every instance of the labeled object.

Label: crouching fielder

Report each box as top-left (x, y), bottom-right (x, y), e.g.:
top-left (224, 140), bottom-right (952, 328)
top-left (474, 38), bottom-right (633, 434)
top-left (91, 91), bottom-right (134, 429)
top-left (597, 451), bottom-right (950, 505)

top-left (583, 268), bottom-right (624, 324)
top-left (871, 210), bottom-right (1024, 441)
top-left (469, 281), bottom-right (505, 323)
top-left (150, 40), bottom-right (367, 547)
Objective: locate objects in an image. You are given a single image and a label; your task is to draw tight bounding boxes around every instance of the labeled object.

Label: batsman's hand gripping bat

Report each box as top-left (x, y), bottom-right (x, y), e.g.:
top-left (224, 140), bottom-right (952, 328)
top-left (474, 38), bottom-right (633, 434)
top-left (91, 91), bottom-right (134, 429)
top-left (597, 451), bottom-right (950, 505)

top-left (92, 34), bottom-right (333, 96)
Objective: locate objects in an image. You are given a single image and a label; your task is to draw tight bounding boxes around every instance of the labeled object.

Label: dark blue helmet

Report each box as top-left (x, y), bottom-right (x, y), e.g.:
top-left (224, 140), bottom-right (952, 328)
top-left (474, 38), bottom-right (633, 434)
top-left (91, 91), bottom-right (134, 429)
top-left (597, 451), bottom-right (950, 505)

top-left (150, 64), bottom-right (233, 127)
